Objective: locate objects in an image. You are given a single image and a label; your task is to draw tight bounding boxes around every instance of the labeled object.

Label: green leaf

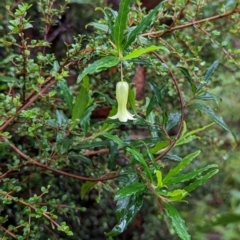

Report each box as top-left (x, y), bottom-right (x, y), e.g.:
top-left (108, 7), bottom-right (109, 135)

top-left (149, 81), bottom-right (167, 110)
top-left (165, 202), bottom-right (191, 240)
top-left (77, 56), bottom-right (120, 83)
top-left (123, 1), bottom-right (166, 50)
top-left (197, 60), bottom-right (219, 91)
top-left (155, 170), bottom-right (163, 188)
top-left (101, 132), bottom-right (124, 147)
top-left (113, 0), bottom-right (131, 53)
top-left (81, 181), bottom-right (97, 199)
top-left (195, 91), bottom-right (221, 105)
top-left (184, 168), bottom-right (219, 193)
top-left (146, 95), bottom-right (157, 117)
top-left (166, 164), bottom-right (218, 186)
top-left (106, 194), bottom-right (143, 236)
top-left (115, 182), bottom-right (146, 200)
top-left (192, 103), bottom-right (236, 140)
top-left (163, 151), bottom-right (201, 184)
top-left (150, 140), bottom-right (170, 154)
top-left (127, 147), bottom-right (153, 182)
top-left (86, 22), bottom-right (109, 32)
top-left (80, 104), bottom-right (97, 135)
top-left (166, 111), bottom-right (181, 131)
top-left (57, 80), bottom-right (73, 112)
top-left (123, 45), bottom-right (169, 60)
top-left (128, 86), bottom-right (136, 113)
top-left (178, 66), bottom-right (197, 93)
top-left (71, 76), bottom-right (90, 129)
top-left (166, 189), bottom-right (188, 201)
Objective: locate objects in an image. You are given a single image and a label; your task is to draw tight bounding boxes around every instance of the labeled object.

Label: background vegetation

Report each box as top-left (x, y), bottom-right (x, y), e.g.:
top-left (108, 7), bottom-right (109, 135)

top-left (0, 0), bottom-right (240, 239)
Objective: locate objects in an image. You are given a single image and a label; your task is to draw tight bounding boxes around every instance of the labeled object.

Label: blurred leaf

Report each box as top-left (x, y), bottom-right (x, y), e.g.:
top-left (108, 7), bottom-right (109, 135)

top-left (71, 76), bottom-right (89, 129)
top-left (101, 132), bottom-right (124, 146)
top-left (123, 1), bottom-right (166, 50)
top-left (127, 147), bottom-right (153, 182)
top-left (115, 182), bottom-right (146, 200)
top-left (80, 104), bottom-right (97, 135)
top-left (197, 60), bottom-right (219, 91)
top-left (192, 103), bottom-right (236, 140)
top-left (77, 56), bottom-right (120, 83)
top-left (195, 91), bottom-right (221, 105)
top-left (123, 45), bottom-right (169, 60)
top-left (106, 194), bottom-right (143, 236)
top-left (178, 66), bottom-right (197, 93)
top-left (57, 80), bottom-right (73, 113)
top-left (55, 109), bottom-right (68, 125)
top-left (113, 0), bottom-right (131, 53)
top-left (128, 86), bottom-right (136, 113)
top-left (166, 111), bottom-right (181, 131)
top-left (184, 168), bottom-right (219, 193)
top-left (150, 140), bottom-right (170, 154)
top-left (108, 141), bottom-right (118, 170)
top-left (166, 189), bottom-right (188, 201)
top-left (149, 81), bottom-right (167, 110)
top-left (81, 181), bottom-right (97, 199)
top-left (163, 151), bottom-right (201, 184)
top-left (155, 170), bottom-right (163, 188)
top-left (146, 95), bottom-right (157, 117)
top-left (165, 202), bottom-right (191, 240)
top-left (163, 154), bottom-right (182, 161)
top-left (87, 22), bottom-right (109, 32)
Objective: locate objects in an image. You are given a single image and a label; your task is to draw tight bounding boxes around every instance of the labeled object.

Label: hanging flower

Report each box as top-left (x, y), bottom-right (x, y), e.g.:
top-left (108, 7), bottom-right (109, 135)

top-left (109, 81), bottom-right (136, 122)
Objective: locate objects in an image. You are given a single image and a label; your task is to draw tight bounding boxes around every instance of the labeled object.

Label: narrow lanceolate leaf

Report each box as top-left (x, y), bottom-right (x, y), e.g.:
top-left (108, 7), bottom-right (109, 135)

top-left (163, 151), bottom-right (201, 185)
top-left (123, 0), bottom-right (166, 50)
top-left (115, 182), bottom-right (146, 200)
top-left (178, 66), bottom-right (197, 93)
top-left (57, 80), bottom-right (73, 112)
top-left (101, 132), bottom-right (124, 147)
top-left (166, 164), bottom-right (218, 186)
top-left (113, 0), bottom-right (131, 53)
top-left (165, 202), bottom-right (191, 240)
top-left (106, 194), bottom-right (143, 236)
top-left (192, 103), bottom-right (236, 140)
top-left (123, 45), bottom-right (169, 60)
top-left (197, 60), bottom-right (219, 91)
top-left (184, 168), bottom-right (219, 193)
top-left (71, 76), bottom-right (89, 129)
top-left (127, 147), bottom-right (153, 182)
top-left (77, 56), bottom-right (120, 83)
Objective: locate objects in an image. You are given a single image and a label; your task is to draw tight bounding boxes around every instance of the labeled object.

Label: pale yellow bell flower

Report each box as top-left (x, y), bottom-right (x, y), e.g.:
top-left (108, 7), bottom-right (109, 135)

top-left (109, 81), bottom-right (136, 122)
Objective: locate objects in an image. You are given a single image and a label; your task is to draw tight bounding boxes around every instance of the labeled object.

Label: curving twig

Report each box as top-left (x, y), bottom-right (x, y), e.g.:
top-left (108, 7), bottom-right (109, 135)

top-left (153, 52), bottom-right (185, 161)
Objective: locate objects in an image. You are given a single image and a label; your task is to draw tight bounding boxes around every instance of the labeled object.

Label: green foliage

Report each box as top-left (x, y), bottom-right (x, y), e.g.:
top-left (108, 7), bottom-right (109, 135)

top-left (0, 0), bottom-right (239, 239)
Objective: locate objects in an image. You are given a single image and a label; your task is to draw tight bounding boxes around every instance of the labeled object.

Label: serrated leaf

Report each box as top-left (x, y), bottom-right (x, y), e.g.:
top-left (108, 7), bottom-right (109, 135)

top-left (192, 103), bottom-right (236, 140)
top-left (71, 76), bottom-right (89, 129)
top-left (184, 168), bottom-right (219, 193)
top-left (127, 147), bottom-right (153, 182)
top-left (115, 182), bottom-right (146, 200)
top-left (149, 81), bottom-right (167, 110)
top-left (197, 60), bottom-right (219, 91)
top-left (77, 56), bottom-right (120, 83)
top-left (113, 0), bottom-right (131, 53)
top-left (81, 181), bottom-right (97, 199)
top-left (163, 151), bottom-right (201, 184)
top-left (195, 91), bottom-right (221, 105)
top-left (123, 45), bottom-right (169, 60)
top-left (166, 189), bottom-right (188, 201)
top-left (123, 1), bottom-right (166, 50)
top-left (106, 194), bottom-right (143, 236)
top-left (155, 170), bottom-right (163, 188)
top-left (165, 203), bottom-right (191, 240)
top-left (57, 80), bottom-right (73, 112)
top-left (166, 164), bottom-right (218, 186)
top-left (146, 95), bottom-right (157, 117)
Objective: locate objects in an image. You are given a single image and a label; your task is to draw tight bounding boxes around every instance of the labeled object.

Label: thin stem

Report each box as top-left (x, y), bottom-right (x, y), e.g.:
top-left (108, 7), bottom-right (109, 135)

top-left (153, 53), bottom-right (185, 161)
